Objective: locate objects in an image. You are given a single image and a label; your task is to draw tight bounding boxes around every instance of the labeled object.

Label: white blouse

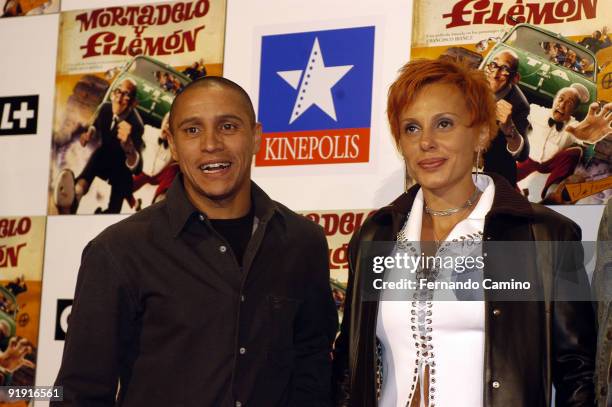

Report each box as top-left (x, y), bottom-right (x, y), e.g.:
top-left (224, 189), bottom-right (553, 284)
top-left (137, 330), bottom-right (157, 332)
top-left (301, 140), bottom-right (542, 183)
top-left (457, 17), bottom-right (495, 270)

top-left (376, 175), bottom-right (495, 407)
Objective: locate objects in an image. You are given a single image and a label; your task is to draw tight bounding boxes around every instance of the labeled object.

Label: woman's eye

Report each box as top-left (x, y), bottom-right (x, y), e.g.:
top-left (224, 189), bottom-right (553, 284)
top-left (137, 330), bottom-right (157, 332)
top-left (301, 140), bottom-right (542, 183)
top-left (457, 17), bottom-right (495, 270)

top-left (438, 119), bottom-right (453, 129)
top-left (404, 124), bottom-right (420, 134)
top-left (185, 127), bottom-right (199, 135)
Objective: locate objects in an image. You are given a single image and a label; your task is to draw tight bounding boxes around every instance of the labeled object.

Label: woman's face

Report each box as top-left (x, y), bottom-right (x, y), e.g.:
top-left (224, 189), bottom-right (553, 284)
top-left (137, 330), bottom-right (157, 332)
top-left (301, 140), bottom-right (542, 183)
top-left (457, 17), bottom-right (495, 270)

top-left (398, 82), bottom-right (486, 194)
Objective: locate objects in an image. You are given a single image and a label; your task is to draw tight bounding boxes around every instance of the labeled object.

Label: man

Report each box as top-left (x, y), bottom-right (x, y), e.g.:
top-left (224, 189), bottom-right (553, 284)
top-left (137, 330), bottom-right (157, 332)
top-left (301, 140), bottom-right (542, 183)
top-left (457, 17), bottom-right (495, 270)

top-left (579, 27), bottom-right (612, 54)
top-left (482, 50), bottom-right (530, 186)
top-left (183, 58), bottom-right (208, 81)
top-left (53, 76), bottom-right (338, 406)
top-left (54, 78), bottom-right (145, 214)
top-left (593, 200), bottom-right (612, 407)
top-left (517, 84), bottom-right (612, 202)
top-left (563, 50), bottom-right (583, 74)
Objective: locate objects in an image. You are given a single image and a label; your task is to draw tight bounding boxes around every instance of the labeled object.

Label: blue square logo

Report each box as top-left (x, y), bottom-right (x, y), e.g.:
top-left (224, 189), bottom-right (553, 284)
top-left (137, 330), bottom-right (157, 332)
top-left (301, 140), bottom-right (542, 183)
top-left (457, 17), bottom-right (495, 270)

top-left (256, 26), bottom-right (375, 166)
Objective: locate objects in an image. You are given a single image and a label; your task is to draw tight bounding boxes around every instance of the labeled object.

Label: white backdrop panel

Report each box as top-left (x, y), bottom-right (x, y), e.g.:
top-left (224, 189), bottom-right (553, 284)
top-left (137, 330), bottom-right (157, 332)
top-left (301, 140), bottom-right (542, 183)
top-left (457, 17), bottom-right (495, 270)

top-left (35, 214), bottom-right (127, 406)
top-left (0, 14), bottom-right (58, 216)
top-left (224, 0), bottom-right (413, 211)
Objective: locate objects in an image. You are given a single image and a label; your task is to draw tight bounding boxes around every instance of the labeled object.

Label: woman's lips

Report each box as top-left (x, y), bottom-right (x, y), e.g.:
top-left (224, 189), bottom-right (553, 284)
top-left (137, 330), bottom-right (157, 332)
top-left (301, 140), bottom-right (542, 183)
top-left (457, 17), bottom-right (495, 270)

top-left (417, 158), bottom-right (446, 170)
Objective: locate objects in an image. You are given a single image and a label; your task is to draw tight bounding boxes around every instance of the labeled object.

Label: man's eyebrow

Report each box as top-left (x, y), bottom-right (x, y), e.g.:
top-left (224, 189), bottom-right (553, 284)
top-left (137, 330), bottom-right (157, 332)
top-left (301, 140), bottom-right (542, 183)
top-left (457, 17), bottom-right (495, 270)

top-left (218, 114), bottom-right (246, 123)
top-left (176, 116), bottom-right (203, 128)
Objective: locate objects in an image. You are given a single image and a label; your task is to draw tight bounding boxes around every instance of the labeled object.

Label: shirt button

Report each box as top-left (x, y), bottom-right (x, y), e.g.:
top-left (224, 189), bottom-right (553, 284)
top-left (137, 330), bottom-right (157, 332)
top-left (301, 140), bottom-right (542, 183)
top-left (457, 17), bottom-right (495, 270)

top-left (219, 245), bottom-right (227, 253)
top-left (492, 381), bottom-right (500, 389)
top-left (235, 402), bottom-right (242, 407)
top-left (240, 295), bottom-right (246, 302)
top-left (492, 308), bottom-right (501, 316)
top-left (239, 347), bottom-right (246, 355)
top-left (198, 214), bottom-right (205, 221)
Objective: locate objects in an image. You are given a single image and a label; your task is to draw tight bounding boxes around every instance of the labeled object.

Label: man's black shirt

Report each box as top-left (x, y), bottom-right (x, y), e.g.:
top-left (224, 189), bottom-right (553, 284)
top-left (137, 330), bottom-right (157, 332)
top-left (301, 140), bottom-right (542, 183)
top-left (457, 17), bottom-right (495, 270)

top-left (210, 207), bottom-right (254, 267)
top-left (54, 177), bottom-right (338, 406)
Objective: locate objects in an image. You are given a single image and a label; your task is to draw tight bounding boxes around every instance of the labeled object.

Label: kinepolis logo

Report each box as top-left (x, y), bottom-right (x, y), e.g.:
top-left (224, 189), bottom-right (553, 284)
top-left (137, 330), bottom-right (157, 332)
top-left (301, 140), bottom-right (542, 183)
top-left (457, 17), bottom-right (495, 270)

top-left (0, 95), bottom-right (38, 136)
top-left (55, 299), bottom-right (73, 341)
top-left (257, 26), bottom-right (375, 166)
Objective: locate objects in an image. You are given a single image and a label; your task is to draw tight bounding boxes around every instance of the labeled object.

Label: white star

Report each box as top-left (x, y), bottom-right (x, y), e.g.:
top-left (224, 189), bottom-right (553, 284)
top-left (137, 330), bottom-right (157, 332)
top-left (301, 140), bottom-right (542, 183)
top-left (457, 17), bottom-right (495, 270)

top-left (276, 38), bottom-right (353, 124)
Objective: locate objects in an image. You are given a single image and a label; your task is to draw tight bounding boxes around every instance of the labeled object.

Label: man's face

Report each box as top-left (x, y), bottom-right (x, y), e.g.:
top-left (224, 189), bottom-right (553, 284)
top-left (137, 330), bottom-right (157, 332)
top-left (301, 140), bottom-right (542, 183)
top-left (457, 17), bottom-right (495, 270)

top-left (566, 50), bottom-right (577, 64)
top-left (552, 89), bottom-right (578, 122)
top-left (485, 52), bottom-right (516, 93)
top-left (111, 80), bottom-right (136, 116)
top-left (167, 84), bottom-right (261, 209)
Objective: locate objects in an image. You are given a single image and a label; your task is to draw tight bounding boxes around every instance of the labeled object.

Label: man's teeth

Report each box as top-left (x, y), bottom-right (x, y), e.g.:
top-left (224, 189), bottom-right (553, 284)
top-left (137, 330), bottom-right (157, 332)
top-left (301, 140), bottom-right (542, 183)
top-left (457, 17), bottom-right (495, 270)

top-left (200, 162), bottom-right (231, 172)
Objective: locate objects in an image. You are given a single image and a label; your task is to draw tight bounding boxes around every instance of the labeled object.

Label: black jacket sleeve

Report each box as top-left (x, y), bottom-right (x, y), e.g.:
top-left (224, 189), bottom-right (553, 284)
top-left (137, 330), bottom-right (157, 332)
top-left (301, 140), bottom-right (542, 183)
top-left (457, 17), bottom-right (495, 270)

top-left (52, 240), bottom-right (139, 406)
top-left (126, 110), bottom-right (145, 175)
top-left (508, 85), bottom-right (530, 163)
top-left (550, 222), bottom-right (597, 406)
top-left (331, 228), bottom-right (361, 407)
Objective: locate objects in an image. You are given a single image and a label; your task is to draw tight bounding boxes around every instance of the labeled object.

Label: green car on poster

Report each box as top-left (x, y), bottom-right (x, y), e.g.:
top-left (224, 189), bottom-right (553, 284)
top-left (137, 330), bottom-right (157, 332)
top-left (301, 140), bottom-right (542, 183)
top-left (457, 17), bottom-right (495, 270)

top-left (481, 23), bottom-right (598, 119)
top-left (0, 286), bottom-right (17, 338)
top-left (102, 55), bottom-right (192, 128)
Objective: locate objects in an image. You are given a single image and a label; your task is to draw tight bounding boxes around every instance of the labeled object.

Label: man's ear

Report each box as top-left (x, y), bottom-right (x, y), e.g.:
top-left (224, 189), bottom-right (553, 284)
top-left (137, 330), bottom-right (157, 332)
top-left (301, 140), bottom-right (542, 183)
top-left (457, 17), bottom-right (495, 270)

top-left (167, 128), bottom-right (179, 161)
top-left (253, 122), bottom-right (263, 154)
top-left (511, 72), bottom-right (521, 84)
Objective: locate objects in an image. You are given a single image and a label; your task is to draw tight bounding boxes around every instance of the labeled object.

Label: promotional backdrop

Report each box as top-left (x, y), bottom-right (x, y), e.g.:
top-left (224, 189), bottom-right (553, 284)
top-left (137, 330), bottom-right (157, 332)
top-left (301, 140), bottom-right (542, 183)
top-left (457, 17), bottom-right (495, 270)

top-left (0, 1), bottom-right (608, 405)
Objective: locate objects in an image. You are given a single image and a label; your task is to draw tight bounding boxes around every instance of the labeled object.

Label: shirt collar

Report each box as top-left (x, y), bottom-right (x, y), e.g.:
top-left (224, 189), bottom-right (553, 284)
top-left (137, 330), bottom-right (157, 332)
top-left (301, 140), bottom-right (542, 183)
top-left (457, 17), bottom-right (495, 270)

top-left (165, 176), bottom-right (283, 238)
top-left (399, 174), bottom-right (496, 241)
top-left (372, 172), bottom-right (534, 227)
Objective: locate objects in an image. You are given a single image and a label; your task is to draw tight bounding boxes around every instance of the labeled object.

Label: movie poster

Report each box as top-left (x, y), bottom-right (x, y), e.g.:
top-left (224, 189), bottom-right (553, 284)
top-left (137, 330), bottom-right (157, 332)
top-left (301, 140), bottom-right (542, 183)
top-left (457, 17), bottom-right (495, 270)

top-left (411, 0), bottom-right (612, 204)
top-left (0, 217), bottom-right (45, 405)
top-left (300, 209), bottom-right (374, 322)
top-left (0, 0), bottom-right (59, 17)
top-left (48, 0), bottom-right (226, 215)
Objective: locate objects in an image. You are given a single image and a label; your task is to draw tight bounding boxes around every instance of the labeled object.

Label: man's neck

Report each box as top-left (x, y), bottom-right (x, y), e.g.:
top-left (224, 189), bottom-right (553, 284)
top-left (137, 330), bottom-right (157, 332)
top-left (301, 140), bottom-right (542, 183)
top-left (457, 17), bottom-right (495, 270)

top-left (495, 84), bottom-right (512, 101)
top-left (185, 182), bottom-right (252, 220)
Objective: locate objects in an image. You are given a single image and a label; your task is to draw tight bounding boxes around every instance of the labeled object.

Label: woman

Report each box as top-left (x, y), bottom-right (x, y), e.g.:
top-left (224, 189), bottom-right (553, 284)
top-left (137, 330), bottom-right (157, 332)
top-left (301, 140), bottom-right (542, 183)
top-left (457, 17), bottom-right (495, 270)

top-left (332, 58), bottom-right (596, 407)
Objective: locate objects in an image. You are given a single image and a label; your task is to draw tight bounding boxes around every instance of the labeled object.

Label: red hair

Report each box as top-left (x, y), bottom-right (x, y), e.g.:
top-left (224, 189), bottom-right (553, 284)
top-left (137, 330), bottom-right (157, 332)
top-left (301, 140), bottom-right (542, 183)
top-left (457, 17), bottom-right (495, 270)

top-left (387, 58), bottom-right (498, 150)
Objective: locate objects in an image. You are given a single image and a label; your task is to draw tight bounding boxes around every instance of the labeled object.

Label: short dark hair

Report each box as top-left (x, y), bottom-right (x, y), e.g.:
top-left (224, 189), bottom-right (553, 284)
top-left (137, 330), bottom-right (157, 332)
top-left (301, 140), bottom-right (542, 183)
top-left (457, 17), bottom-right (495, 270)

top-left (168, 76), bottom-right (256, 131)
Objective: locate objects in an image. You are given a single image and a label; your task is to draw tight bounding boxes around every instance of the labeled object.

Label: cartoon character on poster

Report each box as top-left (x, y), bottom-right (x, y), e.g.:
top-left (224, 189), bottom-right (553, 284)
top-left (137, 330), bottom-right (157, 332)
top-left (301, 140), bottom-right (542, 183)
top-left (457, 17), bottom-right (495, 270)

top-left (0, 0), bottom-right (59, 17)
top-left (0, 217), bottom-right (45, 406)
top-left (410, 0), bottom-right (612, 204)
top-left (48, 0), bottom-right (226, 215)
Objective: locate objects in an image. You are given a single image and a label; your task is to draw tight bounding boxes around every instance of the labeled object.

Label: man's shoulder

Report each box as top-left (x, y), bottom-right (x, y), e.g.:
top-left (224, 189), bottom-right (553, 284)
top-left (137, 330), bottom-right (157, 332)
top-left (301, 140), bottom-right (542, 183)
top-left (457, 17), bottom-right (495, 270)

top-left (527, 103), bottom-right (550, 124)
top-left (507, 84), bottom-right (529, 109)
top-left (127, 108), bottom-right (145, 132)
top-left (99, 101), bottom-right (112, 111)
top-left (96, 102), bottom-right (113, 120)
top-left (271, 200), bottom-right (326, 240)
top-left (92, 201), bottom-right (168, 249)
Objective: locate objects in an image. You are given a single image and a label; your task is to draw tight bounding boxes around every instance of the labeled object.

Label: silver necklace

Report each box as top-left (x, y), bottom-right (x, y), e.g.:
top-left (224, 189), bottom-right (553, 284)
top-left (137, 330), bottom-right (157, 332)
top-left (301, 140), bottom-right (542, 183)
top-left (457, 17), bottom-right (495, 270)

top-left (424, 188), bottom-right (481, 217)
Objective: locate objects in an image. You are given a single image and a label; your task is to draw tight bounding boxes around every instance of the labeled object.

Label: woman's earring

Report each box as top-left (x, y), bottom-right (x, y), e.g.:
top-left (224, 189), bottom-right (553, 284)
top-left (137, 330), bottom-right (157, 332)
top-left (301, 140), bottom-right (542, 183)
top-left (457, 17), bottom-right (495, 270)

top-left (475, 148), bottom-right (481, 182)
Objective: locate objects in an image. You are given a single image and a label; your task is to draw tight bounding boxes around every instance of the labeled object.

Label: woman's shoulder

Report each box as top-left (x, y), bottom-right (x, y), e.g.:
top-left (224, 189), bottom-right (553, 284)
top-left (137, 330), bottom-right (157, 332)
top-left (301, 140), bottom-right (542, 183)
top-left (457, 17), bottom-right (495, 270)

top-left (528, 202), bottom-right (582, 241)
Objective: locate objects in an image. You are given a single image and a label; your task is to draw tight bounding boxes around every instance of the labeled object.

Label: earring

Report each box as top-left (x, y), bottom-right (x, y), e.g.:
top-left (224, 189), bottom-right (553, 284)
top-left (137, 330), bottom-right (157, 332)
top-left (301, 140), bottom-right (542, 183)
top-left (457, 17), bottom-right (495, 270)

top-left (475, 149), bottom-right (481, 182)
